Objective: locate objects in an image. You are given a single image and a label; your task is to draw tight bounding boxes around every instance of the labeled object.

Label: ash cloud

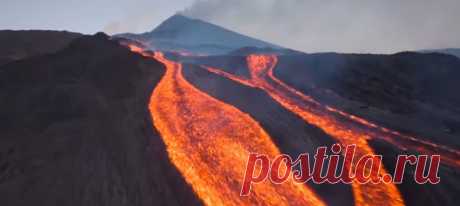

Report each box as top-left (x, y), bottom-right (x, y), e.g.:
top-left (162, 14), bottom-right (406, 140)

top-left (181, 0), bottom-right (460, 53)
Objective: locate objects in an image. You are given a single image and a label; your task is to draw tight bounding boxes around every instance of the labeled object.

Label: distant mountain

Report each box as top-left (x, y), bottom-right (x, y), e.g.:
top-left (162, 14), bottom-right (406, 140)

top-left (0, 30), bottom-right (82, 66)
top-left (115, 14), bottom-right (282, 55)
top-left (418, 48), bottom-right (460, 58)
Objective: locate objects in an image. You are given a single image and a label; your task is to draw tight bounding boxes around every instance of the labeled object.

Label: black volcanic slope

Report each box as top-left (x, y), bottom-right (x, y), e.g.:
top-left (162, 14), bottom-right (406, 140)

top-left (0, 33), bottom-right (201, 206)
top-left (0, 30), bottom-right (82, 66)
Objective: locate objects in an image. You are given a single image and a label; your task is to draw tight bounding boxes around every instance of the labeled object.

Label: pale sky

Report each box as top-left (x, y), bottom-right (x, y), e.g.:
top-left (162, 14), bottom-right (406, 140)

top-left (1, 0), bottom-right (194, 34)
top-left (2, 0), bottom-right (459, 53)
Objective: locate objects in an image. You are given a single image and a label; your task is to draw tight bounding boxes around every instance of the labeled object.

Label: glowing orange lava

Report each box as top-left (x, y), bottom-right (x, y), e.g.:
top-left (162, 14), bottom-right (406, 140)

top-left (129, 48), bottom-right (326, 206)
top-left (126, 41), bottom-right (460, 206)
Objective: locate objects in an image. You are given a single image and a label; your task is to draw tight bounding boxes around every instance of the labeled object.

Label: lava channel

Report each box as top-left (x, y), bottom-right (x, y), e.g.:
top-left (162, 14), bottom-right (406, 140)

top-left (128, 46), bottom-right (326, 206)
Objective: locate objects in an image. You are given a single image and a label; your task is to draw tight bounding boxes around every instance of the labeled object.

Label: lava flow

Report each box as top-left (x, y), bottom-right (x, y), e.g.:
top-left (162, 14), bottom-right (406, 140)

top-left (206, 55), bottom-right (405, 206)
top-left (128, 45), bottom-right (326, 206)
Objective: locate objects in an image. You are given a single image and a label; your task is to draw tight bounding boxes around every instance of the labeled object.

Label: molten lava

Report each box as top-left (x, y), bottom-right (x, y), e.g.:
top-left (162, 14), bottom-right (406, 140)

top-left (128, 47), bottom-right (326, 206)
top-left (126, 42), bottom-right (459, 206)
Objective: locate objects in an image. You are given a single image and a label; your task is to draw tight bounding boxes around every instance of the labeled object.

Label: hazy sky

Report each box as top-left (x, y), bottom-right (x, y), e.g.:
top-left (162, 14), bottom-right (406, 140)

top-left (2, 0), bottom-right (459, 53)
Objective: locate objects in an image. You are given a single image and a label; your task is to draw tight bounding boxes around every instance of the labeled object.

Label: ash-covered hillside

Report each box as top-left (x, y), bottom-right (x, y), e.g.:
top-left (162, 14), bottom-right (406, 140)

top-left (0, 32), bottom-right (200, 206)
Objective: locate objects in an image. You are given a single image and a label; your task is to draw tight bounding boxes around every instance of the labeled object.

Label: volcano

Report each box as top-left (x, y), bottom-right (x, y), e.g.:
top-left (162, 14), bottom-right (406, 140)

top-left (1, 14), bottom-right (460, 206)
top-left (115, 14), bottom-right (282, 55)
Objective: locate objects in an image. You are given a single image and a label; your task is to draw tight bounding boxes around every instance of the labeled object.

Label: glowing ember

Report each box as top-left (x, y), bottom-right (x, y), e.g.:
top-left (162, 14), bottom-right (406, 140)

top-left (145, 51), bottom-right (325, 206)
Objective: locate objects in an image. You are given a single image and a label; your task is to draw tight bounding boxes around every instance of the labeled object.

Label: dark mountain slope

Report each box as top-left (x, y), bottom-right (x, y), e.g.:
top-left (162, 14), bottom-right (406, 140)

top-left (419, 48), bottom-right (460, 59)
top-left (0, 30), bottom-right (82, 66)
top-left (0, 33), bottom-right (201, 206)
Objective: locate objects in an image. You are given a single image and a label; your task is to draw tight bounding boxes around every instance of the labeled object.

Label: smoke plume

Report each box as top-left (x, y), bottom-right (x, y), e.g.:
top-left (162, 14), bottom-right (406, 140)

top-left (182, 0), bottom-right (460, 53)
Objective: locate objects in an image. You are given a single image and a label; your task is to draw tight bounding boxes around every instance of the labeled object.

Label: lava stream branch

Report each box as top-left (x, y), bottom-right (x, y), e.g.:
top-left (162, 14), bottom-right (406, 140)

top-left (128, 46), bottom-right (326, 206)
